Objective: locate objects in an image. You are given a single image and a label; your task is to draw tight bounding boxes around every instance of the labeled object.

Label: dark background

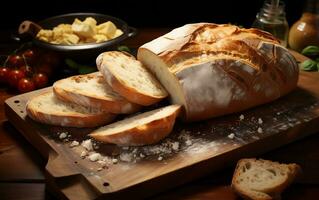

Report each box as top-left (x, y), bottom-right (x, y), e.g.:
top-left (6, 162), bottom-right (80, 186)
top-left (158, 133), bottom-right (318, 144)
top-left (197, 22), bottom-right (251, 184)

top-left (0, 0), bottom-right (305, 30)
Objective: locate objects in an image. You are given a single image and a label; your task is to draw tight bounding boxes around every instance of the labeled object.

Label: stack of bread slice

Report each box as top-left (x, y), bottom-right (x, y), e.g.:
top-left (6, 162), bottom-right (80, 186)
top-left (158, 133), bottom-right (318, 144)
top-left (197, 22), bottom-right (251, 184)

top-left (26, 51), bottom-right (180, 146)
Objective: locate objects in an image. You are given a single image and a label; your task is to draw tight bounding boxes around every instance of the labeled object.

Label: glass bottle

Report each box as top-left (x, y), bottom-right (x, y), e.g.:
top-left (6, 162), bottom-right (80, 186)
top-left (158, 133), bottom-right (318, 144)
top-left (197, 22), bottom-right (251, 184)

top-left (252, 0), bottom-right (289, 47)
top-left (288, 0), bottom-right (319, 52)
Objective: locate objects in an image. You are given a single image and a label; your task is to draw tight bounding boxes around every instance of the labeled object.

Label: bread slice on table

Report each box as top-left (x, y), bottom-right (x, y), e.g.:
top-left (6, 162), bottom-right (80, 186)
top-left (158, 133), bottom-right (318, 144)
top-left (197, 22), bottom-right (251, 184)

top-left (231, 158), bottom-right (301, 200)
top-left (26, 91), bottom-right (116, 128)
top-left (90, 104), bottom-right (181, 146)
top-left (96, 51), bottom-right (168, 106)
top-left (53, 72), bottom-right (141, 114)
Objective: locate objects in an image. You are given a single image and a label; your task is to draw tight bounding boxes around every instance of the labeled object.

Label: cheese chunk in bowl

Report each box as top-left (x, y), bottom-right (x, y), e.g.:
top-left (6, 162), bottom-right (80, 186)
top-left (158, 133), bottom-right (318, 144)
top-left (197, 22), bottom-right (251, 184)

top-left (27, 13), bottom-right (136, 61)
top-left (36, 17), bottom-right (123, 45)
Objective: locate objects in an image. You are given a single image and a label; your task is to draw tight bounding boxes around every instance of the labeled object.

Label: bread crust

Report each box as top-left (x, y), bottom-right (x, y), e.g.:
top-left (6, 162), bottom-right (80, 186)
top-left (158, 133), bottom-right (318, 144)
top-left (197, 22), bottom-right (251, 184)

top-left (231, 158), bottom-right (301, 200)
top-left (97, 51), bottom-right (168, 106)
top-left (90, 105), bottom-right (181, 146)
top-left (26, 91), bottom-right (116, 128)
top-left (138, 23), bottom-right (299, 121)
top-left (53, 73), bottom-right (141, 114)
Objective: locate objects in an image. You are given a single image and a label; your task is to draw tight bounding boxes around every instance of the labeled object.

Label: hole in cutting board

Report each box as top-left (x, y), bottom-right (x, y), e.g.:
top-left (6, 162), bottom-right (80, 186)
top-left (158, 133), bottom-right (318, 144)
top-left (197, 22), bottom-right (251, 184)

top-left (74, 161), bottom-right (78, 164)
top-left (103, 182), bottom-right (109, 187)
top-left (20, 111), bottom-right (24, 113)
top-left (14, 100), bottom-right (20, 104)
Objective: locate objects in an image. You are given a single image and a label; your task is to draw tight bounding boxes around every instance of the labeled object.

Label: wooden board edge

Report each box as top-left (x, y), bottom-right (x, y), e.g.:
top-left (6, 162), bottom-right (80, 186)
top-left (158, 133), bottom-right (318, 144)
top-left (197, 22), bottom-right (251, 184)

top-left (4, 82), bottom-right (319, 199)
top-left (4, 96), bottom-right (103, 200)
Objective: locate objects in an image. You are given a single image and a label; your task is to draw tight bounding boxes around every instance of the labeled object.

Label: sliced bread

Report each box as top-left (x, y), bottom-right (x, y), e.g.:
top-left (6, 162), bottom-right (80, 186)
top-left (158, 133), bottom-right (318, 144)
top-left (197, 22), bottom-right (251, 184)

top-left (89, 104), bottom-right (181, 146)
top-left (53, 72), bottom-right (141, 114)
top-left (26, 91), bottom-right (116, 127)
top-left (96, 51), bottom-right (168, 106)
top-left (231, 158), bottom-right (301, 200)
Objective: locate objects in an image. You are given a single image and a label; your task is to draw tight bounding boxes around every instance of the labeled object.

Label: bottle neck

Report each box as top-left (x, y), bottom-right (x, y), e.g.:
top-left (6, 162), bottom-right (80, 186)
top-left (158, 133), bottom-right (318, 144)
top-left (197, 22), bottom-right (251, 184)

top-left (257, 0), bottom-right (287, 23)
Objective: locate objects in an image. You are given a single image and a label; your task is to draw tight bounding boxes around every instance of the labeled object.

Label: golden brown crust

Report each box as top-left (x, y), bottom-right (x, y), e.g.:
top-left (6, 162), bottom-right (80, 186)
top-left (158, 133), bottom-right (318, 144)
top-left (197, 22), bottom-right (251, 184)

top-left (108, 71), bottom-right (165, 106)
top-left (26, 91), bottom-right (116, 128)
top-left (231, 158), bottom-right (301, 200)
top-left (138, 23), bottom-right (299, 121)
top-left (90, 105), bottom-right (181, 146)
top-left (140, 23), bottom-right (280, 63)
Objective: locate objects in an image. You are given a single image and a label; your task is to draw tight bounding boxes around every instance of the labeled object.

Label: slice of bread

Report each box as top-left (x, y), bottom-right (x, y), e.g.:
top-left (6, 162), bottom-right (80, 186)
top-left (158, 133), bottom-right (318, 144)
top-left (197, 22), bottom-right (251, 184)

top-left (90, 104), bottom-right (181, 146)
top-left (96, 51), bottom-right (168, 106)
top-left (53, 72), bottom-right (141, 114)
top-left (231, 158), bottom-right (301, 200)
top-left (26, 91), bottom-right (116, 127)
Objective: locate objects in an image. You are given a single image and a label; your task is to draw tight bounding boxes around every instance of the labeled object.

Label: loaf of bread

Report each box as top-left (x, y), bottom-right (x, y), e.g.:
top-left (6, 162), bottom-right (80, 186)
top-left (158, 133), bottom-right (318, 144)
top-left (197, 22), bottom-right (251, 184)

top-left (231, 158), bottom-right (301, 200)
top-left (53, 72), bottom-right (141, 114)
top-left (138, 23), bottom-right (299, 121)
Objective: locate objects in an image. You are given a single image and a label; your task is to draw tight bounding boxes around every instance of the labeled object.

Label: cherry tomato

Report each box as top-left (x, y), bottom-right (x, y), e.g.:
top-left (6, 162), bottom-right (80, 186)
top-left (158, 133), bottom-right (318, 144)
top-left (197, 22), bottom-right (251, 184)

top-left (22, 49), bottom-right (35, 58)
top-left (19, 65), bottom-right (33, 76)
top-left (0, 67), bottom-right (10, 83)
top-left (33, 73), bottom-right (48, 88)
top-left (18, 78), bottom-right (35, 93)
top-left (22, 49), bottom-right (37, 64)
top-left (8, 55), bottom-right (25, 67)
top-left (8, 69), bottom-right (25, 87)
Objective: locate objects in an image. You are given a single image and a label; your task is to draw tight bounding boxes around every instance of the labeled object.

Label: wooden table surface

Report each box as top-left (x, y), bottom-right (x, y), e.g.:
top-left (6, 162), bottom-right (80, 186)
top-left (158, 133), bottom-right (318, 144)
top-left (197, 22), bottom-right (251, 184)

top-left (0, 28), bottom-right (319, 200)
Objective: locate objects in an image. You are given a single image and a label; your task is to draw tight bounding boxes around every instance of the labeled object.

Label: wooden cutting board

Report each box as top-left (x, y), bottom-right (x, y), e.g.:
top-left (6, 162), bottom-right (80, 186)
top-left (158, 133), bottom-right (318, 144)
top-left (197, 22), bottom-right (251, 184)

top-left (4, 70), bottom-right (319, 200)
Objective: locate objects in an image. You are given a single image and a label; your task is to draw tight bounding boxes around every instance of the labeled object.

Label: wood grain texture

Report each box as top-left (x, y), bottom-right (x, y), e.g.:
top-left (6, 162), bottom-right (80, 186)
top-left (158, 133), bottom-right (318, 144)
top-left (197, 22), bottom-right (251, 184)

top-left (4, 70), bottom-right (319, 199)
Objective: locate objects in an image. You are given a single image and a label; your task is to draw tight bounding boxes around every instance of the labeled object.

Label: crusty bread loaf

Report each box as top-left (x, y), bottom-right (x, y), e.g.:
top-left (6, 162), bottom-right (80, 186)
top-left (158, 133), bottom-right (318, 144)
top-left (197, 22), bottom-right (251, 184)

top-left (90, 105), bottom-right (181, 146)
top-left (231, 158), bottom-right (301, 200)
top-left (53, 72), bottom-right (141, 114)
top-left (26, 91), bottom-right (116, 127)
top-left (96, 51), bottom-right (168, 106)
top-left (138, 23), bottom-right (299, 121)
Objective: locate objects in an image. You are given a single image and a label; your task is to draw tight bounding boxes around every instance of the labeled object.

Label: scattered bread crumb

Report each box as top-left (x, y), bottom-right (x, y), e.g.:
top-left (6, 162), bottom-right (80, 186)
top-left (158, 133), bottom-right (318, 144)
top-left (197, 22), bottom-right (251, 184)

top-left (139, 153), bottom-right (145, 158)
top-left (120, 153), bottom-right (133, 162)
top-left (88, 153), bottom-right (101, 162)
top-left (172, 142), bottom-right (179, 151)
top-left (80, 150), bottom-right (88, 158)
top-left (228, 133), bottom-right (235, 139)
top-left (97, 160), bottom-right (107, 167)
top-left (239, 114), bottom-right (245, 121)
top-left (81, 139), bottom-right (93, 151)
top-left (158, 156), bottom-right (163, 161)
top-left (258, 118), bottom-right (263, 124)
top-left (257, 127), bottom-right (263, 133)
top-left (59, 132), bottom-right (68, 139)
top-left (185, 140), bottom-right (192, 146)
top-left (112, 158), bottom-right (118, 164)
top-left (70, 140), bottom-right (79, 147)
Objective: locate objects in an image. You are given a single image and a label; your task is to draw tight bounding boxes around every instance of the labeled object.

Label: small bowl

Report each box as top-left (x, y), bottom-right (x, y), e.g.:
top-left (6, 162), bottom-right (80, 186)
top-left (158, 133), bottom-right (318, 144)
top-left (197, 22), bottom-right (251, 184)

top-left (17, 13), bottom-right (137, 61)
